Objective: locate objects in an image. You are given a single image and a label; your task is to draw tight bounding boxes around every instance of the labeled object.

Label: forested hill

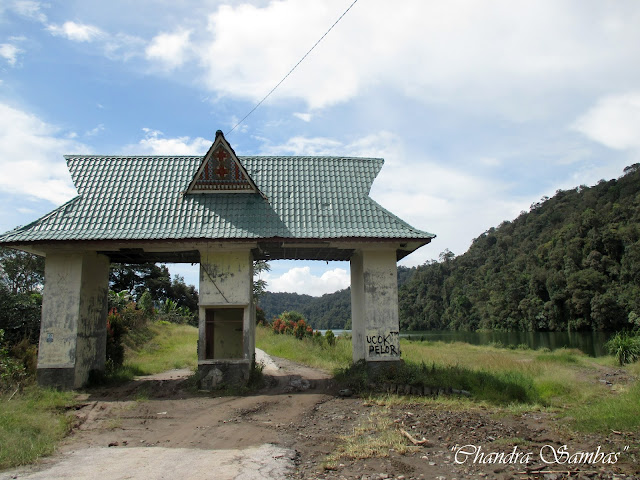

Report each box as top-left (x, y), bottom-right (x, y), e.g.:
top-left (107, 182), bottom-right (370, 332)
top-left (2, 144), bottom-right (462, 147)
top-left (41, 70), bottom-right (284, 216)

top-left (399, 164), bottom-right (640, 332)
top-left (259, 266), bottom-right (416, 330)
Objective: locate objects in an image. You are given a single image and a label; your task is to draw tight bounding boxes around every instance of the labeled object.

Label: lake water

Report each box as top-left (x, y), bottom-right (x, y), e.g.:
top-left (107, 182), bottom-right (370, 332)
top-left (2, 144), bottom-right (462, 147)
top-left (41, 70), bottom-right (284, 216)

top-left (320, 329), bottom-right (613, 357)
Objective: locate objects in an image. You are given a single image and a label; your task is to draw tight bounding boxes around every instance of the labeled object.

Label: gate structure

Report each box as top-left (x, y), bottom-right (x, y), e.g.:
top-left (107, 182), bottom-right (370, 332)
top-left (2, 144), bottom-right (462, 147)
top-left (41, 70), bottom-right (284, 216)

top-left (0, 131), bottom-right (434, 389)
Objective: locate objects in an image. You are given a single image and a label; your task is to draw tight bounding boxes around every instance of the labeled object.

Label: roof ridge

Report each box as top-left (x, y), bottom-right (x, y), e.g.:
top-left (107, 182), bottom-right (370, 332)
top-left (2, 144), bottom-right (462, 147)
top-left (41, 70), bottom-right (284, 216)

top-left (64, 155), bottom-right (384, 161)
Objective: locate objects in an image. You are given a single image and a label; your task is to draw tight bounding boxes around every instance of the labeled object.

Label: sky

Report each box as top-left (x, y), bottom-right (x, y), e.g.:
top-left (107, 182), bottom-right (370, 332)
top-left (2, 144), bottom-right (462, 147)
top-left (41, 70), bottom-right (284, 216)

top-left (1, 0), bottom-right (640, 296)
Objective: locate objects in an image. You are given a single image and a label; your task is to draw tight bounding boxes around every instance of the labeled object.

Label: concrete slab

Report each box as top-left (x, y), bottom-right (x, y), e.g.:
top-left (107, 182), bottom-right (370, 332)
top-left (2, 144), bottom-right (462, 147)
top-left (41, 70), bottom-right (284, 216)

top-left (0, 444), bottom-right (295, 480)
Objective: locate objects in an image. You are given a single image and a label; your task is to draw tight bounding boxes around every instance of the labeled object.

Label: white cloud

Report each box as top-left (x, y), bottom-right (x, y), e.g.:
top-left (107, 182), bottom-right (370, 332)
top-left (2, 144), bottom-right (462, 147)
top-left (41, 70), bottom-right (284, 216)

top-left (85, 124), bottom-right (104, 137)
top-left (293, 112), bottom-right (312, 122)
top-left (43, 20), bottom-right (143, 61)
top-left (260, 130), bottom-right (400, 158)
top-left (572, 92), bottom-right (640, 150)
top-left (9, 1), bottom-right (47, 23)
top-left (103, 32), bottom-right (146, 61)
top-left (47, 21), bottom-right (103, 42)
top-left (0, 103), bottom-right (84, 204)
top-left (265, 266), bottom-right (349, 296)
top-left (128, 128), bottom-right (211, 155)
top-left (0, 43), bottom-right (22, 66)
top-left (191, 0), bottom-right (640, 115)
top-left (145, 29), bottom-right (191, 70)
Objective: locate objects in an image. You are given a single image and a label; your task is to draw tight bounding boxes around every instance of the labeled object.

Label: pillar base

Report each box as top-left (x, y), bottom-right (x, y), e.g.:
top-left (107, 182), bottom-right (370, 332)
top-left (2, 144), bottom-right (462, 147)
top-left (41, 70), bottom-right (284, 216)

top-left (36, 367), bottom-right (76, 390)
top-left (365, 359), bottom-right (404, 377)
top-left (198, 360), bottom-right (250, 390)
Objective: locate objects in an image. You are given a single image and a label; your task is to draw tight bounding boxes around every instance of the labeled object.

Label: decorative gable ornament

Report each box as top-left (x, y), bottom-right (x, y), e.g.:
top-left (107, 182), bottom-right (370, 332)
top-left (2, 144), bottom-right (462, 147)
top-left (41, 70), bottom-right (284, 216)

top-left (186, 130), bottom-right (260, 194)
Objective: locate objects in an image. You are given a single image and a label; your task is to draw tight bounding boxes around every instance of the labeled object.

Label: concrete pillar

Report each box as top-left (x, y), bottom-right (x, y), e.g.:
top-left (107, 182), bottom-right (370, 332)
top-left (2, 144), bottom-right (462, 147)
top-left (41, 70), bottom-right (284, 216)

top-left (350, 251), bottom-right (366, 362)
top-left (37, 252), bottom-right (110, 389)
top-left (197, 249), bottom-right (254, 389)
top-left (350, 249), bottom-right (401, 363)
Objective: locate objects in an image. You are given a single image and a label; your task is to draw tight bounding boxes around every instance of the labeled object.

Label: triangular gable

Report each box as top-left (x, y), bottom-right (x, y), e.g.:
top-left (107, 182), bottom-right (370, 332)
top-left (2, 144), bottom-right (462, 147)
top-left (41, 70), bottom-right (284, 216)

top-left (186, 130), bottom-right (259, 194)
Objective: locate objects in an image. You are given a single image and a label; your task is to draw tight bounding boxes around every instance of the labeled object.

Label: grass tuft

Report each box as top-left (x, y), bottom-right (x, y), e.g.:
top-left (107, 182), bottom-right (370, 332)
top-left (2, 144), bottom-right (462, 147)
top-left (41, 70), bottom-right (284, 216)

top-left (324, 408), bottom-right (414, 469)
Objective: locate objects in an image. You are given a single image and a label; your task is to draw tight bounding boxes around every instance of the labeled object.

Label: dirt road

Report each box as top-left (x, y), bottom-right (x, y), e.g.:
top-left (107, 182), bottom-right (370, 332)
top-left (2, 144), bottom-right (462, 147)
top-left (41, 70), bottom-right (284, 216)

top-left (1, 351), bottom-right (637, 480)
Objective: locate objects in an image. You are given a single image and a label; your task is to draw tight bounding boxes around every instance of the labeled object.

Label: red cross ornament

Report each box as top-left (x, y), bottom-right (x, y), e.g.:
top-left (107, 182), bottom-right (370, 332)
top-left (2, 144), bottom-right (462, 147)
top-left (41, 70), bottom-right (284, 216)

top-left (215, 162), bottom-right (229, 178)
top-left (214, 148), bottom-right (228, 161)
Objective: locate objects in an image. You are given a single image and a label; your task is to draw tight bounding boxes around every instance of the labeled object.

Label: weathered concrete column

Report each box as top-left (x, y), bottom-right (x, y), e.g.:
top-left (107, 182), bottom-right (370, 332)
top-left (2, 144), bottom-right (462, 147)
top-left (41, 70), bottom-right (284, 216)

top-left (198, 249), bottom-right (254, 389)
top-left (350, 249), bottom-right (401, 363)
top-left (37, 252), bottom-right (110, 389)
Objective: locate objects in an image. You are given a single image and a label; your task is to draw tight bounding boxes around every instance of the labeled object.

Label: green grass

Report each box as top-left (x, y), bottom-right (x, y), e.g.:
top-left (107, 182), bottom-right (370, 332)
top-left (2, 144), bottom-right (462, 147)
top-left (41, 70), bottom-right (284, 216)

top-left (399, 339), bottom-right (608, 407)
top-left (256, 325), bottom-right (352, 372)
top-left (124, 322), bottom-right (198, 375)
top-left (335, 359), bottom-right (540, 405)
top-left (565, 381), bottom-right (640, 433)
top-left (0, 387), bottom-right (74, 470)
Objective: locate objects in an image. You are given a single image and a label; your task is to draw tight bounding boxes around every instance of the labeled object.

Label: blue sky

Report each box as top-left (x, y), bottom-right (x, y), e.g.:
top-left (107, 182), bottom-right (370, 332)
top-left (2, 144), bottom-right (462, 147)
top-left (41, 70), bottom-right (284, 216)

top-left (1, 0), bottom-right (639, 296)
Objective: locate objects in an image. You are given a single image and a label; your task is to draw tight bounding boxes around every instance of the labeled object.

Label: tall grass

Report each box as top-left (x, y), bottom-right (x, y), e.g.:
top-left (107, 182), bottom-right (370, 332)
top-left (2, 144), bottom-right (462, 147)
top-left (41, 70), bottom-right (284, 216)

top-left (255, 325), bottom-right (351, 372)
top-left (0, 387), bottom-right (74, 469)
top-left (400, 339), bottom-right (606, 407)
top-left (566, 381), bottom-right (640, 433)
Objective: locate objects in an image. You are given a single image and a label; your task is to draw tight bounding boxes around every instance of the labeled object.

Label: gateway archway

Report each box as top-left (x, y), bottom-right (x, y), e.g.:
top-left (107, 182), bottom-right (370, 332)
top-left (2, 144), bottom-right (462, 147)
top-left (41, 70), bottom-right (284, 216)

top-left (0, 131), bottom-right (434, 389)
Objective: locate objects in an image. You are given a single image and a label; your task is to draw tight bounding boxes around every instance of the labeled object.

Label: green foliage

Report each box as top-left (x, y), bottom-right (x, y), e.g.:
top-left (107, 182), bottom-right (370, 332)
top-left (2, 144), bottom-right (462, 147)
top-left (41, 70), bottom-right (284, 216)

top-left (106, 309), bottom-right (127, 370)
top-left (247, 354), bottom-right (265, 389)
top-left (0, 329), bottom-right (28, 392)
top-left (0, 284), bottom-right (41, 345)
top-left (325, 329), bottom-right (336, 346)
top-left (256, 306), bottom-right (266, 325)
top-left (109, 263), bottom-right (198, 318)
top-left (106, 300), bottom-right (150, 370)
top-left (138, 290), bottom-right (154, 317)
top-left (605, 331), bottom-right (640, 365)
top-left (252, 260), bottom-right (270, 304)
top-left (271, 311), bottom-right (314, 339)
top-left (399, 166), bottom-right (640, 332)
top-left (0, 247), bottom-right (44, 294)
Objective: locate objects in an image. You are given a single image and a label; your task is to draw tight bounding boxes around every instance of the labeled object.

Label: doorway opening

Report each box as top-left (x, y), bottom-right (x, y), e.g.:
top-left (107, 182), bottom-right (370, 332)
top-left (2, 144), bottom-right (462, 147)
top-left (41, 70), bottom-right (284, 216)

top-left (204, 307), bottom-right (245, 360)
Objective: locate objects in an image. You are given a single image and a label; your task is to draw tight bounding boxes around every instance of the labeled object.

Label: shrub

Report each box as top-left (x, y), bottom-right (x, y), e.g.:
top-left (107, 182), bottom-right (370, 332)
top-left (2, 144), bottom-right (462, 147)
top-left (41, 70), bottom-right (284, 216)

top-left (138, 290), bottom-right (154, 317)
top-left (0, 286), bottom-right (41, 345)
top-left (325, 330), bottom-right (336, 346)
top-left (0, 329), bottom-right (28, 392)
top-left (606, 331), bottom-right (640, 366)
top-left (270, 312), bottom-right (315, 341)
top-left (256, 307), bottom-right (266, 325)
top-left (106, 309), bottom-right (126, 370)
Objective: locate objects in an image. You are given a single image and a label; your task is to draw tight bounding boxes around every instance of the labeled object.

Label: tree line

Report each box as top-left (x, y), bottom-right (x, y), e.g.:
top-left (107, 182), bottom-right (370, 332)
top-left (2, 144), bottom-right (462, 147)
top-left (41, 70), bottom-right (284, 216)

top-left (399, 164), bottom-right (640, 332)
top-left (259, 266), bottom-right (416, 330)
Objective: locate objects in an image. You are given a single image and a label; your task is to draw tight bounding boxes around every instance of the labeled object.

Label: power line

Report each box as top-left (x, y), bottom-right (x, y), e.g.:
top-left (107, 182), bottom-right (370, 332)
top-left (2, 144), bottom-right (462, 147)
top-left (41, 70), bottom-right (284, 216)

top-left (227, 0), bottom-right (360, 136)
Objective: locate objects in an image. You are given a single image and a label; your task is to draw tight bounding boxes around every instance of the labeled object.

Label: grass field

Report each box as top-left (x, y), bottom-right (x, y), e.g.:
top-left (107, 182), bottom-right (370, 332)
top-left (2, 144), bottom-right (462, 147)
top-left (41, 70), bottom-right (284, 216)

top-left (256, 327), bottom-right (640, 433)
top-left (124, 321), bottom-right (198, 375)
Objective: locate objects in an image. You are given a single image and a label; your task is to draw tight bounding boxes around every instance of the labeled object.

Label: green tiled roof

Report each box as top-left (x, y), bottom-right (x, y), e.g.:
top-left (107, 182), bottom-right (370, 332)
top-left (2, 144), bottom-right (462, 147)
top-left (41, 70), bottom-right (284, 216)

top-left (0, 155), bottom-right (434, 244)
